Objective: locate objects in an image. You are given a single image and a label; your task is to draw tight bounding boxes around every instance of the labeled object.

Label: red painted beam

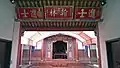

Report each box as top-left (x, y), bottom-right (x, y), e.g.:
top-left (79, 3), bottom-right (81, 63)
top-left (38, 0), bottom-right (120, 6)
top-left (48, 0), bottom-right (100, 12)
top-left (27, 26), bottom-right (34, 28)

top-left (82, 38), bottom-right (97, 45)
top-left (23, 27), bottom-right (95, 31)
top-left (78, 32), bottom-right (92, 41)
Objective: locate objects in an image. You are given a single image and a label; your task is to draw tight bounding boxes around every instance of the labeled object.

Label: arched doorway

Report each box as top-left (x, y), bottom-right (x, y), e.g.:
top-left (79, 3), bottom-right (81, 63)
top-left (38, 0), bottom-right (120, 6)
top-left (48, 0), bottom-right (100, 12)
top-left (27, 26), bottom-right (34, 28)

top-left (52, 41), bottom-right (67, 59)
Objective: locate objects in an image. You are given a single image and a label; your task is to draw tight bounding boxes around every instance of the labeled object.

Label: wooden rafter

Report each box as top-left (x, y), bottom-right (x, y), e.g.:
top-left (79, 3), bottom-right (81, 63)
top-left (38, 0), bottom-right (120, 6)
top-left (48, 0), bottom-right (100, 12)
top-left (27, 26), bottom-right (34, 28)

top-left (78, 31), bottom-right (96, 45)
top-left (82, 38), bottom-right (97, 45)
top-left (21, 21), bottom-right (97, 30)
top-left (16, 0), bottom-right (101, 8)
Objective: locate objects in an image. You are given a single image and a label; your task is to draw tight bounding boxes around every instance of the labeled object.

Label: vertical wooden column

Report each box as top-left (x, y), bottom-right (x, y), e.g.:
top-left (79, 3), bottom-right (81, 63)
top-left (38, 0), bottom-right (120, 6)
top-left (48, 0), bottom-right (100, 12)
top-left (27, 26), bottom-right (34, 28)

top-left (16, 23), bottom-right (22, 68)
top-left (75, 39), bottom-right (79, 60)
top-left (50, 41), bottom-right (52, 60)
top-left (97, 25), bottom-right (102, 68)
top-left (28, 39), bottom-right (33, 64)
top-left (41, 39), bottom-right (44, 60)
top-left (71, 38), bottom-right (75, 60)
top-left (17, 44), bottom-right (22, 66)
top-left (73, 38), bottom-right (78, 60)
top-left (73, 39), bottom-right (76, 60)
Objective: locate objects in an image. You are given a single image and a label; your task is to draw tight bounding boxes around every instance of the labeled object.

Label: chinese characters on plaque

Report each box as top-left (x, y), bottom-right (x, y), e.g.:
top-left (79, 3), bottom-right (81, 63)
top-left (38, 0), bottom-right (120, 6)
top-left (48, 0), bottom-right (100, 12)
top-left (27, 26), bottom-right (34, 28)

top-left (75, 8), bottom-right (101, 19)
top-left (44, 6), bottom-right (73, 19)
top-left (16, 8), bottom-right (43, 19)
top-left (16, 7), bottom-right (101, 20)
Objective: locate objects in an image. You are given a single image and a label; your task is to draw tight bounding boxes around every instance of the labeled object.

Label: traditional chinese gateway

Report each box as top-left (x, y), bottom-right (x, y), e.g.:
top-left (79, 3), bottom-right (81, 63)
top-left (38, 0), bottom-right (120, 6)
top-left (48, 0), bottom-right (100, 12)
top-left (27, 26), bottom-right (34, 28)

top-left (14, 0), bottom-right (102, 68)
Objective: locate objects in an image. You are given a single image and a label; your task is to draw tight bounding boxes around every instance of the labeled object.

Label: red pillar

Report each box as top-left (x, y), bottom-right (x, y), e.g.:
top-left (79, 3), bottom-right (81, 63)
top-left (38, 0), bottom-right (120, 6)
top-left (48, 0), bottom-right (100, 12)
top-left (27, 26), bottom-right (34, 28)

top-left (16, 23), bottom-right (22, 68)
top-left (76, 39), bottom-right (79, 60)
top-left (41, 39), bottom-right (44, 60)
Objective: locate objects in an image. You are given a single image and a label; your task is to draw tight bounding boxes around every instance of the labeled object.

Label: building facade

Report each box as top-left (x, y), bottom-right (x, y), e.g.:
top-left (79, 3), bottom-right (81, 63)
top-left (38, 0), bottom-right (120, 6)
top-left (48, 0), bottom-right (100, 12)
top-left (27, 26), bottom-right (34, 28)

top-left (0, 0), bottom-right (120, 68)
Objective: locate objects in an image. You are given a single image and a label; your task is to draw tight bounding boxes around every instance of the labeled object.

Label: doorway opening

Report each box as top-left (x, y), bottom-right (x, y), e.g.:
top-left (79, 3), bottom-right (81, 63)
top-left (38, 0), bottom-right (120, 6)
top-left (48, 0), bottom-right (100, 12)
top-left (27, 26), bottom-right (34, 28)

top-left (52, 41), bottom-right (67, 59)
top-left (106, 38), bottom-right (120, 68)
top-left (20, 31), bottom-right (100, 68)
top-left (0, 39), bottom-right (12, 68)
top-left (17, 21), bottom-right (101, 68)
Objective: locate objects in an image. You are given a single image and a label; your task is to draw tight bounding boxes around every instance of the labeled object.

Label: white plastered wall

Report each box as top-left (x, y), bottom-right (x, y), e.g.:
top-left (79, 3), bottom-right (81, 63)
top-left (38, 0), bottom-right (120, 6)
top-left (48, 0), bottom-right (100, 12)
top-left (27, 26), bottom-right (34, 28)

top-left (99, 0), bottom-right (120, 68)
top-left (0, 0), bottom-right (15, 40)
top-left (10, 22), bottom-right (20, 68)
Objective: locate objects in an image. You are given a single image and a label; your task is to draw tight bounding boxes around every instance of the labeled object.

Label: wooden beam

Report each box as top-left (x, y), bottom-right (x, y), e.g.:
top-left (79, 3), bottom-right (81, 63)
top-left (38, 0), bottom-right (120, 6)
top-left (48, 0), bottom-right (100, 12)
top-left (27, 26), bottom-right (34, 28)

top-left (23, 27), bottom-right (95, 31)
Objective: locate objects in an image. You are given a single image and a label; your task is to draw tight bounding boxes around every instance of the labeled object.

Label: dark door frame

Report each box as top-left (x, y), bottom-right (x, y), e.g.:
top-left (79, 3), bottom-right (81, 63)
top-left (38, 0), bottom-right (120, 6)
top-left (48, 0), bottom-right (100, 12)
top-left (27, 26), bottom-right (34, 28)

top-left (106, 38), bottom-right (120, 68)
top-left (52, 41), bottom-right (67, 59)
top-left (0, 38), bottom-right (12, 68)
